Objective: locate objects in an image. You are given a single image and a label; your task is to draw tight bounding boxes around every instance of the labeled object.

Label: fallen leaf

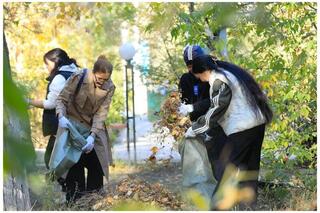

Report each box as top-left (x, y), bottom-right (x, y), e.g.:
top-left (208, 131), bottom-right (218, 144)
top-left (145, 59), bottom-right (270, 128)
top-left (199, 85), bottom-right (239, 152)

top-left (150, 146), bottom-right (159, 154)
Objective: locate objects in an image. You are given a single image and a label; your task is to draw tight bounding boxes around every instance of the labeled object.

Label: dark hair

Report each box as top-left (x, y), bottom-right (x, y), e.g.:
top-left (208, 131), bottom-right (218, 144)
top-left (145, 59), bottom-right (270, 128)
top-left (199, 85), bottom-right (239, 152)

top-left (192, 55), bottom-right (273, 124)
top-left (93, 55), bottom-right (113, 74)
top-left (43, 48), bottom-right (79, 81)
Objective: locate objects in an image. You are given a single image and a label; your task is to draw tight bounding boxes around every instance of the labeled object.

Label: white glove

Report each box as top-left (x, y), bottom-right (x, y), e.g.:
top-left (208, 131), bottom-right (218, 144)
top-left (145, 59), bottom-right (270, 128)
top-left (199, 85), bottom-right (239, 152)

top-left (204, 133), bottom-right (213, 142)
top-left (82, 135), bottom-right (95, 153)
top-left (178, 103), bottom-right (194, 116)
top-left (58, 116), bottom-right (70, 129)
top-left (185, 127), bottom-right (196, 138)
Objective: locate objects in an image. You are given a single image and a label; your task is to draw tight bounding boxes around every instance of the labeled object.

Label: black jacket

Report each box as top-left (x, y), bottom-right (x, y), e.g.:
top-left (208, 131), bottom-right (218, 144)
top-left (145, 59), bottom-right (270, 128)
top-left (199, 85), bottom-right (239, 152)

top-left (178, 72), bottom-right (211, 121)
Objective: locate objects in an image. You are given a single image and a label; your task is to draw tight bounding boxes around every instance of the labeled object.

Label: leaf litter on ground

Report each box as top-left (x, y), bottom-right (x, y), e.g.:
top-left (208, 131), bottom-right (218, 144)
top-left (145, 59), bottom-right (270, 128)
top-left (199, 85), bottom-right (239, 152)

top-left (69, 176), bottom-right (187, 211)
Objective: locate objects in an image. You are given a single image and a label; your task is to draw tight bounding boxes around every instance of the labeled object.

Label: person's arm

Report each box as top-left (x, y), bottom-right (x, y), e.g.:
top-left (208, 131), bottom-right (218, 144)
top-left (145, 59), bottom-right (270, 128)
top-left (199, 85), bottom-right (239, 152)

top-left (56, 72), bottom-right (81, 118)
top-left (192, 79), bottom-right (232, 135)
top-left (30, 75), bottom-right (67, 109)
top-left (43, 75), bottom-right (66, 109)
top-left (29, 99), bottom-right (44, 108)
top-left (179, 74), bottom-right (193, 104)
top-left (189, 98), bottom-right (211, 120)
top-left (90, 86), bottom-right (116, 137)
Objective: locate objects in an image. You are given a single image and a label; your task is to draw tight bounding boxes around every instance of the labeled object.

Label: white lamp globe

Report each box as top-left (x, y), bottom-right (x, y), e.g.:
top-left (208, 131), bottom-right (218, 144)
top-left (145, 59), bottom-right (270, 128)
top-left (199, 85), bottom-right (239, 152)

top-left (119, 43), bottom-right (136, 61)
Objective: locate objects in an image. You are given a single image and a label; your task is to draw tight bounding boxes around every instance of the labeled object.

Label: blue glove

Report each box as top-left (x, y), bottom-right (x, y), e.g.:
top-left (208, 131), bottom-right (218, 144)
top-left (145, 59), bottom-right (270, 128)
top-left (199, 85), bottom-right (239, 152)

top-left (58, 116), bottom-right (70, 129)
top-left (82, 135), bottom-right (95, 153)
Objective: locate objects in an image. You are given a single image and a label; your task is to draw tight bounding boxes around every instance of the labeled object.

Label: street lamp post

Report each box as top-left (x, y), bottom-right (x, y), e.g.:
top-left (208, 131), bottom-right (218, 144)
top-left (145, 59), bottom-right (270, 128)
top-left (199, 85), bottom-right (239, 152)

top-left (119, 43), bottom-right (136, 161)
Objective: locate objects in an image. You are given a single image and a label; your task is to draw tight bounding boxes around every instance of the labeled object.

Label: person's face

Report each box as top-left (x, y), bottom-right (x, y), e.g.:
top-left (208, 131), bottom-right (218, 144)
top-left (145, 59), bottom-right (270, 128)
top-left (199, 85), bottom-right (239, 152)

top-left (187, 64), bottom-right (192, 72)
top-left (194, 70), bottom-right (211, 82)
top-left (94, 71), bottom-right (111, 88)
top-left (45, 58), bottom-right (55, 73)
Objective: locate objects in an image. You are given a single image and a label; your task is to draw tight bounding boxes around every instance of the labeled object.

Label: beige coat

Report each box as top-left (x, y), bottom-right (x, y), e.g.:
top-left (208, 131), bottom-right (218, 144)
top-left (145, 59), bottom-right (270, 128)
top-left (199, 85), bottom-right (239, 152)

top-left (56, 69), bottom-right (115, 181)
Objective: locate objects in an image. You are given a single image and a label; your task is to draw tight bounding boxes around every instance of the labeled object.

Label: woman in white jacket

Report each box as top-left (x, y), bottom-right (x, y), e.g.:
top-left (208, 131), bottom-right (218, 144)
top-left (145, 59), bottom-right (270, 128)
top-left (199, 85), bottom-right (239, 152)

top-left (27, 48), bottom-right (79, 169)
top-left (185, 54), bottom-right (273, 209)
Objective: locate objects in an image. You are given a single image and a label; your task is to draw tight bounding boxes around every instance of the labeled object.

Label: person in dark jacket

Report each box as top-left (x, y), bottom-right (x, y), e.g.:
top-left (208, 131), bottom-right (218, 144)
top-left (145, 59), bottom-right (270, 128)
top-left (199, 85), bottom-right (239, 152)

top-left (27, 48), bottom-right (79, 169)
top-left (178, 45), bottom-right (211, 121)
top-left (178, 45), bottom-right (227, 181)
top-left (186, 54), bottom-right (273, 209)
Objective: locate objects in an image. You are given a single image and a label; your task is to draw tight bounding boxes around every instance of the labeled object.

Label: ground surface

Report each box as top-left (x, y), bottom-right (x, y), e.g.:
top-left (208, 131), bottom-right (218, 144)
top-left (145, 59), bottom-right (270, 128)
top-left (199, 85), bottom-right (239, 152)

top-left (30, 115), bottom-right (316, 211)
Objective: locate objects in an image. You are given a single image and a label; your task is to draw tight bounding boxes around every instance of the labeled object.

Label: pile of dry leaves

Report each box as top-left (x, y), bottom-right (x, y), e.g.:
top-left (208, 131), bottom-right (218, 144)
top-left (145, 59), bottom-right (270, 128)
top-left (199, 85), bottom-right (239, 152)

top-left (71, 176), bottom-right (187, 210)
top-left (156, 91), bottom-right (191, 141)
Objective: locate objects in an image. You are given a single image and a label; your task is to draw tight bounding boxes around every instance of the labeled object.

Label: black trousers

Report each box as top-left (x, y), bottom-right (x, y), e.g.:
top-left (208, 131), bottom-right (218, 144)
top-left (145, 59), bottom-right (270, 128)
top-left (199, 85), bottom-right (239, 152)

top-left (65, 149), bottom-right (104, 202)
top-left (44, 135), bottom-right (56, 169)
top-left (206, 124), bottom-right (265, 207)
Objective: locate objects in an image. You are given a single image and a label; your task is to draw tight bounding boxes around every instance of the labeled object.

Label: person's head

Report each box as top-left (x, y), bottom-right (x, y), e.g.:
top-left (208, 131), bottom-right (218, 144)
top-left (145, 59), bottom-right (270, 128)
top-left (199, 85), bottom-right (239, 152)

top-left (92, 55), bottom-right (113, 88)
top-left (192, 54), bottom-right (273, 124)
top-left (43, 48), bottom-right (78, 80)
top-left (191, 54), bottom-right (218, 82)
top-left (183, 45), bottom-right (204, 72)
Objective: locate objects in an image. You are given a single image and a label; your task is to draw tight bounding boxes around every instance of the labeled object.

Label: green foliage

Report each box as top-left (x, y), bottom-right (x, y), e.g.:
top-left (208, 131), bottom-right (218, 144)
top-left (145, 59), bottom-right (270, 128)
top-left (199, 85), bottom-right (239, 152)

top-left (135, 3), bottom-right (187, 87)
top-left (154, 2), bottom-right (317, 168)
top-left (4, 2), bottom-right (137, 147)
top-left (3, 34), bottom-right (36, 177)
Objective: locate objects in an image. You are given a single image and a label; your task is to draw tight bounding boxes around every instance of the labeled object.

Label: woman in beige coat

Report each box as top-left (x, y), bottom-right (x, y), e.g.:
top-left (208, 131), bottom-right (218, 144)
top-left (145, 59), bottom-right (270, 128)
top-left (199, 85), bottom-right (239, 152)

top-left (56, 55), bottom-right (115, 202)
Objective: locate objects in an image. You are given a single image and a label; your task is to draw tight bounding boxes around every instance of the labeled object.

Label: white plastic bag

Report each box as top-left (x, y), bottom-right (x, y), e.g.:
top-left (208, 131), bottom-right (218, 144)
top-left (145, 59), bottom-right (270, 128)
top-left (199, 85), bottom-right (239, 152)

top-left (178, 137), bottom-right (216, 207)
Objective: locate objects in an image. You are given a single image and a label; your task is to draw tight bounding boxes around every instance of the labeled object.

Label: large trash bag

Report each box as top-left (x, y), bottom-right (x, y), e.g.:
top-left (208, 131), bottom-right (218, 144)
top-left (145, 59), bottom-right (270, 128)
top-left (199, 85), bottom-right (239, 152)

top-left (178, 136), bottom-right (216, 207)
top-left (48, 118), bottom-right (90, 179)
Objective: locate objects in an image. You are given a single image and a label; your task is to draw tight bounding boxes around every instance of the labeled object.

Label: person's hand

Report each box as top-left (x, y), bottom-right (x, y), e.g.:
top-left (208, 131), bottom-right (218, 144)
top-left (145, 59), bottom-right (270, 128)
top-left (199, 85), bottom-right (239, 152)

top-left (178, 103), bottom-right (194, 116)
top-left (204, 133), bottom-right (213, 142)
top-left (58, 116), bottom-right (70, 129)
top-left (185, 127), bottom-right (196, 138)
top-left (24, 97), bottom-right (33, 109)
top-left (24, 97), bottom-right (30, 105)
top-left (82, 135), bottom-right (95, 153)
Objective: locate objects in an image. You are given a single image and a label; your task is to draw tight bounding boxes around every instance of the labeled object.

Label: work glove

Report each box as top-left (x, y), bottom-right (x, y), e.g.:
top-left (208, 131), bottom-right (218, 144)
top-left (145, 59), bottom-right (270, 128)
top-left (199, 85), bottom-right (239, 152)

top-left (82, 135), bottom-right (95, 153)
top-left (178, 103), bottom-right (194, 116)
top-left (185, 127), bottom-right (196, 138)
top-left (58, 116), bottom-right (70, 129)
top-left (204, 133), bottom-right (213, 142)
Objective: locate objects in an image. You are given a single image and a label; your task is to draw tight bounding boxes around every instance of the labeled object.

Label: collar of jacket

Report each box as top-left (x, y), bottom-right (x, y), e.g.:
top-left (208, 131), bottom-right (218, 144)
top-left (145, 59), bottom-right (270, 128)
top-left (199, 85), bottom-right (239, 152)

top-left (81, 70), bottom-right (112, 106)
top-left (209, 70), bottom-right (217, 87)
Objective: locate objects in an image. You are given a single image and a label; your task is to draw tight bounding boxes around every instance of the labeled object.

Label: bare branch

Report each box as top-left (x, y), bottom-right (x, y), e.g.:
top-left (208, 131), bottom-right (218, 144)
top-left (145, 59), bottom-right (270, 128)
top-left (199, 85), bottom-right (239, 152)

top-left (161, 36), bottom-right (180, 82)
top-left (308, 4), bottom-right (317, 12)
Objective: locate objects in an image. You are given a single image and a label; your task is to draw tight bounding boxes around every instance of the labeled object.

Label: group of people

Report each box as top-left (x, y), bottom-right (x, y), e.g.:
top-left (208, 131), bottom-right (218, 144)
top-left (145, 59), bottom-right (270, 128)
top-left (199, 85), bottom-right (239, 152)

top-left (28, 45), bottom-right (272, 208)
top-left (178, 45), bottom-right (272, 209)
top-left (27, 48), bottom-right (115, 203)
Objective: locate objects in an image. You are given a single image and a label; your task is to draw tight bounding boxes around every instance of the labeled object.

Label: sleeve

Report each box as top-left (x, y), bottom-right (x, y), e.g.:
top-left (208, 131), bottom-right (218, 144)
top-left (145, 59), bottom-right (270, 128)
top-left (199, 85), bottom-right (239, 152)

top-left (43, 75), bottom-right (66, 109)
top-left (90, 86), bottom-right (116, 135)
top-left (178, 74), bottom-right (193, 104)
top-left (56, 72), bottom-right (81, 117)
top-left (191, 98), bottom-right (211, 115)
top-left (192, 79), bottom-right (232, 135)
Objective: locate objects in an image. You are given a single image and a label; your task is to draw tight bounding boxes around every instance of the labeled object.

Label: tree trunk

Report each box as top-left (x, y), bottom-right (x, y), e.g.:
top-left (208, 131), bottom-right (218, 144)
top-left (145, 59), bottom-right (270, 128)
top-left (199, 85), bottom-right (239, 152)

top-left (3, 173), bottom-right (32, 210)
top-left (3, 33), bottom-right (33, 211)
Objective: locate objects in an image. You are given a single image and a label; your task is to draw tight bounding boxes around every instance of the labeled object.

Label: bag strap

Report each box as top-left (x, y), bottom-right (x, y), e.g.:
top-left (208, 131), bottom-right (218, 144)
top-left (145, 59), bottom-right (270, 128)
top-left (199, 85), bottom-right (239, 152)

top-left (72, 69), bottom-right (91, 124)
top-left (75, 69), bottom-right (87, 97)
